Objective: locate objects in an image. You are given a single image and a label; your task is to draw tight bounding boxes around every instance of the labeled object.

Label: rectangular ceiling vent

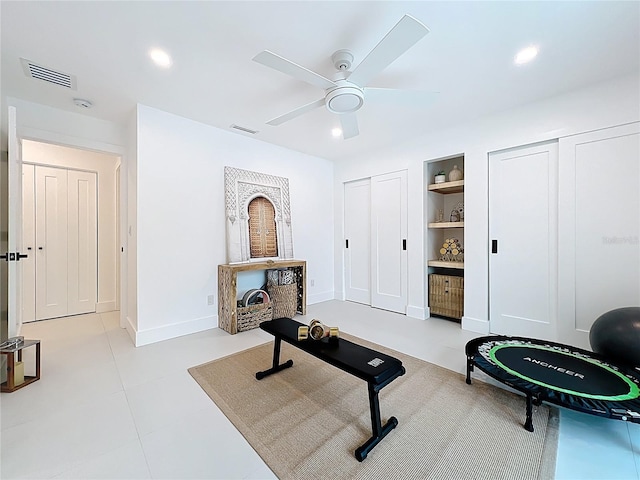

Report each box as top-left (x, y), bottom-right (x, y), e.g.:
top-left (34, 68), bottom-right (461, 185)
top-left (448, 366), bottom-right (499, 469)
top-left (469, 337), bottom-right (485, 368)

top-left (230, 124), bottom-right (259, 135)
top-left (20, 58), bottom-right (77, 90)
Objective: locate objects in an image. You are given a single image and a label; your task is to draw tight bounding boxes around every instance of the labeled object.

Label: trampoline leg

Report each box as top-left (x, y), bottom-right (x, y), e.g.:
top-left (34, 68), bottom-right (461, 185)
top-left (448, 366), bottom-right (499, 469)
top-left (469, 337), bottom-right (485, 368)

top-left (465, 357), bottom-right (474, 385)
top-left (524, 394), bottom-right (534, 432)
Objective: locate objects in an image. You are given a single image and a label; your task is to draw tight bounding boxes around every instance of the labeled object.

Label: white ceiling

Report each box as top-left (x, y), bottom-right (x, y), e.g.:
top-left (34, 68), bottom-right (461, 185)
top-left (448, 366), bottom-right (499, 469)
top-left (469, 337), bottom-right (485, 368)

top-left (2, 1), bottom-right (639, 162)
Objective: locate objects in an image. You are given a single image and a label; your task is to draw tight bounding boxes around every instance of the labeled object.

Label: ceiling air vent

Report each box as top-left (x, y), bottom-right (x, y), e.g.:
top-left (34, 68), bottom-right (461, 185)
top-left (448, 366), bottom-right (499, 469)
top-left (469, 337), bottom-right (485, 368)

top-left (20, 58), bottom-right (77, 90)
top-left (230, 124), bottom-right (259, 135)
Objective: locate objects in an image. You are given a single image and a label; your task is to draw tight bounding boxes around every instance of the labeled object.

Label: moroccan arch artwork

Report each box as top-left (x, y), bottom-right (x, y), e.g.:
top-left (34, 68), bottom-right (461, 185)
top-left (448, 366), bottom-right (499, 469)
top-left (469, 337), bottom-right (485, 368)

top-left (248, 197), bottom-right (278, 258)
top-left (224, 166), bottom-right (294, 262)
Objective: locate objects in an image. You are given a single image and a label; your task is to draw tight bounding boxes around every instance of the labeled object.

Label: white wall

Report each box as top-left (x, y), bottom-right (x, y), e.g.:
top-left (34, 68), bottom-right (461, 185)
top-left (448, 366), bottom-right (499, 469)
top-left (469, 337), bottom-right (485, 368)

top-left (333, 73), bottom-right (640, 332)
top-left (133, 105), bottom-right (334, 346)
top-left (21, 140), bottom-right (119, 311)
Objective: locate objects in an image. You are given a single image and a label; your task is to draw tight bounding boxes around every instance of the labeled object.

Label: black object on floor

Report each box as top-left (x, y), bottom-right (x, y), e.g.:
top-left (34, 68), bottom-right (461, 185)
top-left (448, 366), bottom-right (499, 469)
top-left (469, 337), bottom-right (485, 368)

top-left (257, 317), bottom-right (406, 461)
top-left (466, 335), bottom-right (640, 431)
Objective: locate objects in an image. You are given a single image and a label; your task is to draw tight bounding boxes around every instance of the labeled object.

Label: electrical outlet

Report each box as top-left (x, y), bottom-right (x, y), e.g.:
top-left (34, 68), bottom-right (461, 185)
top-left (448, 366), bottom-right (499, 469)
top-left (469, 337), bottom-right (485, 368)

top-left (207, 295), bottom-right (215, 306)
top-left (310, 279), bottom-right (315, 287)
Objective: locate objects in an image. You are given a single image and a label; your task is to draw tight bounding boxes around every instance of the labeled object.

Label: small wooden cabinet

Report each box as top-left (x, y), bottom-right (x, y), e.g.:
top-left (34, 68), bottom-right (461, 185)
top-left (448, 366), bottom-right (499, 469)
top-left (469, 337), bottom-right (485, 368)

top-left (218, 260), bottom-right (306, 334)
top-left (1, 339), bottom-right (41, 392)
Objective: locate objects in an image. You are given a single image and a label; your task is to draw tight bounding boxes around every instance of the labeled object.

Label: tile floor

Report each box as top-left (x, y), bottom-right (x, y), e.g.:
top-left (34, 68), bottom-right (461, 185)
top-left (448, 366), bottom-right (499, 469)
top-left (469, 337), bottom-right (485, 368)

top-left (1, 300), bottom-right (638, 479)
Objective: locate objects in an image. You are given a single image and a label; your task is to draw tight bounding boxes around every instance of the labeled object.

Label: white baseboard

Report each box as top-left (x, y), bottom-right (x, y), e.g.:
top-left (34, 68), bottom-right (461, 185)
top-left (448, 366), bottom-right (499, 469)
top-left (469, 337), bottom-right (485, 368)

top-left (125, 316), bottom-right (137, 344)
top-left (461, 316), bottom-right (490, 334)
top-left (96, 301), bottom-right (117, 313)
top-left (307, 290), bottom-right (334, 305)
top-left (132, 315), bottom-right (218, 347)
top-left (406, 305), bottom-right (426, 319)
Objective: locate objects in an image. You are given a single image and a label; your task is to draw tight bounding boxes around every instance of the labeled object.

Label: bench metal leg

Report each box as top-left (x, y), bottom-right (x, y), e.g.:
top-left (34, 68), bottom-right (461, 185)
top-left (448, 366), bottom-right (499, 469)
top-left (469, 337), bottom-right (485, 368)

top-left (354, 382), bottom-right (399, 462)
top-left (256, 338), bottom-right (294, 380)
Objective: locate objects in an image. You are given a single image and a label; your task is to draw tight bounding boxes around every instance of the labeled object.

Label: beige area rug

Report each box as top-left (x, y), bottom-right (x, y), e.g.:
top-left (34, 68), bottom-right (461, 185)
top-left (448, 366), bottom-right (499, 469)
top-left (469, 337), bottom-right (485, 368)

top-left (188, 334), bottom-right (559, 480)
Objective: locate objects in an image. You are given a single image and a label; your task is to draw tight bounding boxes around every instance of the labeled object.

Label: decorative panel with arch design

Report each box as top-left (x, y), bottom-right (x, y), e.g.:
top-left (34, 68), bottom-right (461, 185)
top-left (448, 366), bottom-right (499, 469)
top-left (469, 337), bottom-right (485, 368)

top-left (224, 167), bottom-right (294, 262)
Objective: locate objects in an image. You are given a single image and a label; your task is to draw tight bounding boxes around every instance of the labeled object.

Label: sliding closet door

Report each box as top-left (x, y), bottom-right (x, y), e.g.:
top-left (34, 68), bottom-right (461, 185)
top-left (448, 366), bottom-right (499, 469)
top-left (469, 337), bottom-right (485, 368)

top-left (67, 170), bottom-right (97, 315)
top-left (35, 165), bottom-right (68, 320)
top-left (489, 141), bottom-right (558, 340)
top-left (344, 179), bottom-right (371, 304)
top-left (558, 122), bottom-right (640, 349)
top-left (370, 170), bottom-right (408, 313)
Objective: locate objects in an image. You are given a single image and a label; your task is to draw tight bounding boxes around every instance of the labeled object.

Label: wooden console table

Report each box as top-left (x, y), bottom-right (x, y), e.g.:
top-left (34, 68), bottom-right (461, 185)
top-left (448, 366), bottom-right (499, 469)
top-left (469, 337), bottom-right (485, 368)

top-left (218, 260), bottom-right (306, 334)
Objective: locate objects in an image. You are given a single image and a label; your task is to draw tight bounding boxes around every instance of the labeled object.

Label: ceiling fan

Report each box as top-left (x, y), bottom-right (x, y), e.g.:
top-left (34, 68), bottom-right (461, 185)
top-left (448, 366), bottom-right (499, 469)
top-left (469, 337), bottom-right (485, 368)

top-left (253, 15), bottom-right (435, 140)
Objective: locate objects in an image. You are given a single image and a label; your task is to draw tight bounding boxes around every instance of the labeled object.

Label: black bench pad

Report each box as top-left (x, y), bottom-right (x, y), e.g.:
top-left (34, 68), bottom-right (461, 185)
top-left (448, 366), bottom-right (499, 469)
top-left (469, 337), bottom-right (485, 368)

top-left (260, 317), bottom-right (404, 386)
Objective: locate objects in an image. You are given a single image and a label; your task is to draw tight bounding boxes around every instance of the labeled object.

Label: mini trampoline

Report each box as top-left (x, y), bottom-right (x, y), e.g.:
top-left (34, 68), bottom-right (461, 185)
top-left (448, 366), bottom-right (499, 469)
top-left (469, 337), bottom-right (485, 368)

top-left (466, 335), bottom-right (640, 432)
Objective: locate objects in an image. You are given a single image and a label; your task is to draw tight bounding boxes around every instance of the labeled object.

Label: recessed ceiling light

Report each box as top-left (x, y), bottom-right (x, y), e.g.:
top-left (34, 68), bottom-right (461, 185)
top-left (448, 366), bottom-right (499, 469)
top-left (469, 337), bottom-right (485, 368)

top-left (514, 46), bottom-right (538, 65)
top-left (149, 48), bottom-right (172, 68)
top-left (332, 128), bottom-right (342, 138)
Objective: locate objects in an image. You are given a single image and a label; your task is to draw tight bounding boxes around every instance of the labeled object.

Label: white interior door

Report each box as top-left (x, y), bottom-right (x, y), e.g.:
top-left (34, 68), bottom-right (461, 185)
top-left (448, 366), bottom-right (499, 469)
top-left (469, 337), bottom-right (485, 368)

top-left (35, 165), bottom-right (68, 320)
top-left (67, 170), bottom-right (97, 315)
top-left (558, 122), bottom-right (640, 349)
top-left (21, 164), bottom-right (36, 322)
top-left (371, 170), bottom-right (408, 313)
top-left (489, 141), bottom-right (558, 340)
top-left (344, 178), bottom-right (371, 304)
top-left (7, 106), bottom-right (22, 337)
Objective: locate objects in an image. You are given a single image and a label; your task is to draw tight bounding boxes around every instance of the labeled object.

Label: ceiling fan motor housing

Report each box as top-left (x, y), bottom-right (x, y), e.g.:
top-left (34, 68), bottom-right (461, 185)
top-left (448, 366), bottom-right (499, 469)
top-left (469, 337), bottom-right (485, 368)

top-left (326, 80), bottom-right (364, 114)
top-left (331, 49), bottom-right (354, 70)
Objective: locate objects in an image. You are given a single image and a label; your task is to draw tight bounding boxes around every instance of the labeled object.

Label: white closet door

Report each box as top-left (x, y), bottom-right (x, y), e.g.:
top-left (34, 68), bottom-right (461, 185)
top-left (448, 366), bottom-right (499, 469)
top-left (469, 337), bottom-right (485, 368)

top-left (67, 170), bottom-right (97, 315)
top-left (489, 141), bottom-right (558, 340)
top-left (371, 170), bottom-right (408, 313)
top-left (558, 123), bottom-right (640, 349)
top-left (344, 179), bottom-right (371, 304)
top-left (21, 164), bottom-right (36, 322)
top-left (35, 165), bottom-right (68, 320)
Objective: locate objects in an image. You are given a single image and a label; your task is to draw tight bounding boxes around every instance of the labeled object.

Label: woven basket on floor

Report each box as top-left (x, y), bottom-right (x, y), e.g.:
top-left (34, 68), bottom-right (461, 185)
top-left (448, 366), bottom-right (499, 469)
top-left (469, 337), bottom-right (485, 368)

top-left (268, 283), bottom-right (298, 319)
top-left (429, 274), bottom-right (464, 320)
top-left (236, 302), bottom-right (272, 332)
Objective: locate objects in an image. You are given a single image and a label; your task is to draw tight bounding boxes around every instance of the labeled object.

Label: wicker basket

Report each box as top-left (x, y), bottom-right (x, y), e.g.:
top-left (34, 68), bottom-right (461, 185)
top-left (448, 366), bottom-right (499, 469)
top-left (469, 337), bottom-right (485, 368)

top-left (268, 283), bottom-right (298, 319)
top-left (429, 274), bottom-right (464, 320)
top-left (236, 302), bottom-right (272, 332)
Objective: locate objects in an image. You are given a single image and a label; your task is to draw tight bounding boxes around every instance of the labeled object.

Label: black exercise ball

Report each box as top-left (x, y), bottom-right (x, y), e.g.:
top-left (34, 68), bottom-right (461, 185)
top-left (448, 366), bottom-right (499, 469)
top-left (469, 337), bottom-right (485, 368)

top-left (589, 307), bottom-right (640, 367)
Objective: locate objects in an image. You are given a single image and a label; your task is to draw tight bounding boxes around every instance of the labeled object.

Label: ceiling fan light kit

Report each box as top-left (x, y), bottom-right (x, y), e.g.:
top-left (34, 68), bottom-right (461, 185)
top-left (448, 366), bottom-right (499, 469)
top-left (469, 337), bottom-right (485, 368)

top-left (326, 81), bottom-right (364, 114)
top-left (253, 14), bottom-right (431, 139)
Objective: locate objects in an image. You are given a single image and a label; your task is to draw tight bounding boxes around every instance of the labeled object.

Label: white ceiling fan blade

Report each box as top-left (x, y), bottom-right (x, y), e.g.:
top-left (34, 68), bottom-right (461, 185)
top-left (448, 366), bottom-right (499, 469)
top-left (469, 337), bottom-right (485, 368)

top-left (348, 15), bottom-right (429, 87)
top-left (340, 113), bottom-right (359, 139)
top-left (266, 98), bottom-right (326, 126)
top-left (365, 87), bottom-right (439, 105)
top-left (253, 51), bottom-right (337, 90)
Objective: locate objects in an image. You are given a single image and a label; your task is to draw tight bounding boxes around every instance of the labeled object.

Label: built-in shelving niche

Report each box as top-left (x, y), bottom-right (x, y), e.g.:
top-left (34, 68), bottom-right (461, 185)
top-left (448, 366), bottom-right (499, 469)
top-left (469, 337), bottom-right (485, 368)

top-left (424, 154), bottom-right (465, 321)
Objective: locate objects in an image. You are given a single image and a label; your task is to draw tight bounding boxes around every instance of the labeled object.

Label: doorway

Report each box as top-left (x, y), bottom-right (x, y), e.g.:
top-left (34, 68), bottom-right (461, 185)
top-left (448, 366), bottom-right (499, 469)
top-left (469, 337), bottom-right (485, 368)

top-left (20, 140), bottom-right (120, 322)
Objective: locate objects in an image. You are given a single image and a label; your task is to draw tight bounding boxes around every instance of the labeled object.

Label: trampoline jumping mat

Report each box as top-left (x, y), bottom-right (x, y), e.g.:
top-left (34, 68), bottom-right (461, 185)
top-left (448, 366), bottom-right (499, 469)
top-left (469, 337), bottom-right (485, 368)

top-left (466, 336), bottom-right (640, 431)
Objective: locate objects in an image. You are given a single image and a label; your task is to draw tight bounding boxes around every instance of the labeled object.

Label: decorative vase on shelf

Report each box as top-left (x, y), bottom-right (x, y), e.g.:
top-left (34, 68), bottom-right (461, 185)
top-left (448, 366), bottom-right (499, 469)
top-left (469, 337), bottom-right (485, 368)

top-left (448, 165), bottom-right (463, 182)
